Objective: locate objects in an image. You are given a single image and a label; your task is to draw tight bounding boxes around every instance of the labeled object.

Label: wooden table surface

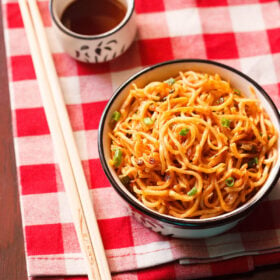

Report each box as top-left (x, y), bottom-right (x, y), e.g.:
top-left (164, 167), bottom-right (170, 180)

top-left (0, 3), bottom-right (280, 280)
top-left (0, 2), bottom-right (27, 280)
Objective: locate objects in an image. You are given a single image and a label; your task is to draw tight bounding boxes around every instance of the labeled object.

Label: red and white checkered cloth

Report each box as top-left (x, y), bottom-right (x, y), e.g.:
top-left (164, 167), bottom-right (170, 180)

top-left (2, 0), bottom-right (280, 279)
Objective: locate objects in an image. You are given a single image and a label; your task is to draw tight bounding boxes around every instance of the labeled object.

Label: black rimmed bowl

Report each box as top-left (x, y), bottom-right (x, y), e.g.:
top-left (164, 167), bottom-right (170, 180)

top-left (98, 59), bottom-right (280, 238)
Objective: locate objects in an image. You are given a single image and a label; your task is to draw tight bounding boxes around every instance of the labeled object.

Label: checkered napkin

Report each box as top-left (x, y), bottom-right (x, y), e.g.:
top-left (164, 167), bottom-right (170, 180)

top-left (2, 0), bottom-right (280, 279)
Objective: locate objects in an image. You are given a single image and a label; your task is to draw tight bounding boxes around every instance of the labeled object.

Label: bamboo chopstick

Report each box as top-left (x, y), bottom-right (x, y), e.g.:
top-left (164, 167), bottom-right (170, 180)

top-left (18, 1), bottom-right (111, 279)
top-left (27, 2), bottom-right (111, 278)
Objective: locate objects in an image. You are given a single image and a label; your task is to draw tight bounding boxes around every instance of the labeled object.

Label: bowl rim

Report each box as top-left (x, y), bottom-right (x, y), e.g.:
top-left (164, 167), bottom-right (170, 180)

top-left (98, 58), bottom-right (280, 228)
top-left (49, 0), bottom-right (135, 40)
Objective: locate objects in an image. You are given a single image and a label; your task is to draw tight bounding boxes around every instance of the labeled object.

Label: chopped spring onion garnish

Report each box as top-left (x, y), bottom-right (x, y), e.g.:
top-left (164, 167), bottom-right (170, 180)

top-left (164, 78), bottom-right (176, 86)
top-left (187, 187), bottom-right (197, 196)
top-left (144, 117), bottom-right (154, 125)
top-left (179, 128), bottom-right (190, 136)
top-left (221, 117), bottom-right (231, 128)
top-left (233, 89), bottom-right (241, 96)
top-left (217, 97), bottom-right (224, 104)
top-left (248, 157), bottom-right (258, 168)
top-left (225, 177), bottom-right (235, 187)
top-left (113, 148), bottom-right (122, 167)
top-left (111, 111), bottom-right (121, 122)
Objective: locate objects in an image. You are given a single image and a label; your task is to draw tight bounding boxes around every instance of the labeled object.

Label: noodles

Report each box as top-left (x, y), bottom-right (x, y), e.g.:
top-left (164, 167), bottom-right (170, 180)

top-left (109, 71), bottom-right (278, 219)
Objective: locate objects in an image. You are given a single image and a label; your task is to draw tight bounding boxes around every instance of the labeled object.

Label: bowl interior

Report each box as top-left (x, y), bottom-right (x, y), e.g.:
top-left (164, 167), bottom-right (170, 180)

top-left (99, 60), bottom-right (280, 225)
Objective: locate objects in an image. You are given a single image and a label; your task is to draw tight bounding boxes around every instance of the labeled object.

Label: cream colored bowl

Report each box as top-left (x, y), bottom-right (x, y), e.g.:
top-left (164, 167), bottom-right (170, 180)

top-left (98, 59), bottom-right (280, 238)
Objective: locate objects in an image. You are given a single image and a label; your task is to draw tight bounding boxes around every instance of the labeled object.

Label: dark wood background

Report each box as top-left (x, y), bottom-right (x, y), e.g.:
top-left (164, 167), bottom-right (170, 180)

top-left (0, 2), bottom-right (279, 280)
top-left (0, 2), bottom-right (27, 280)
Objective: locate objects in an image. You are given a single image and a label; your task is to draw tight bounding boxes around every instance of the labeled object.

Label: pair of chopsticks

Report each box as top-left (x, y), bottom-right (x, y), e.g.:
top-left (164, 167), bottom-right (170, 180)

top-left (18, 1), bottom-right (111, 279)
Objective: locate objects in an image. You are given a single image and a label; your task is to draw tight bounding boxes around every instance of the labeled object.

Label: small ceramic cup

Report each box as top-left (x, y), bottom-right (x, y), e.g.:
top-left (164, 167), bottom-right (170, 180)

top-left (49, 0), bottom-right (136, 63)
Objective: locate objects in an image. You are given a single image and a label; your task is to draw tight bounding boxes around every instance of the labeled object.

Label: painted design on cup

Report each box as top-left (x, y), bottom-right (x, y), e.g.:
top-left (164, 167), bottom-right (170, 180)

top-left (75, 40), bottom-right (127, 63)
top-left (95, 40), bottom-right (117, 55)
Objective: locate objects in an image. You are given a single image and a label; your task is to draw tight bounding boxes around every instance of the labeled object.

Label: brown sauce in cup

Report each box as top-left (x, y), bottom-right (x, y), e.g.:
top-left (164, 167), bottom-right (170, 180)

top-left (61, 0), bottom-right (127, 36)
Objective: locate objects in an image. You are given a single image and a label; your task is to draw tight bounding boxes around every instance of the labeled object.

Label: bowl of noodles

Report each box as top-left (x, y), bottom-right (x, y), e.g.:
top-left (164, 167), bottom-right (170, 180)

top-left (98, 59), bottom-right (280, 238)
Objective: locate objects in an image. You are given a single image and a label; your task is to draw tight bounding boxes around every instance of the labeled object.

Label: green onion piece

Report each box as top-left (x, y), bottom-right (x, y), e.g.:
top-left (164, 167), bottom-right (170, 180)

top-left (111, 111), bottom-right (121, 122)
top-left (144, 117), bottom-right (154, 125)
top-left (248, 157), bottom-right (258, 168)
top-left (179, 128), bottom-right (190, 136)
top-left (164, 78), bottom-right (176, 86)
top-left (187, 187), bottom-right (197, 196)
top-left (225, 177), bottom-right (235, 187)
top-left (113, 148), bottom-right (122, 167)
top-left (234, 89), bottom-right (241, 96)
top-left (217, 97), bottom-right (224, 104)
top-left (221, 117), bottom-right (231, 128)
top-left (119, 175), bottom-right (130, 186)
